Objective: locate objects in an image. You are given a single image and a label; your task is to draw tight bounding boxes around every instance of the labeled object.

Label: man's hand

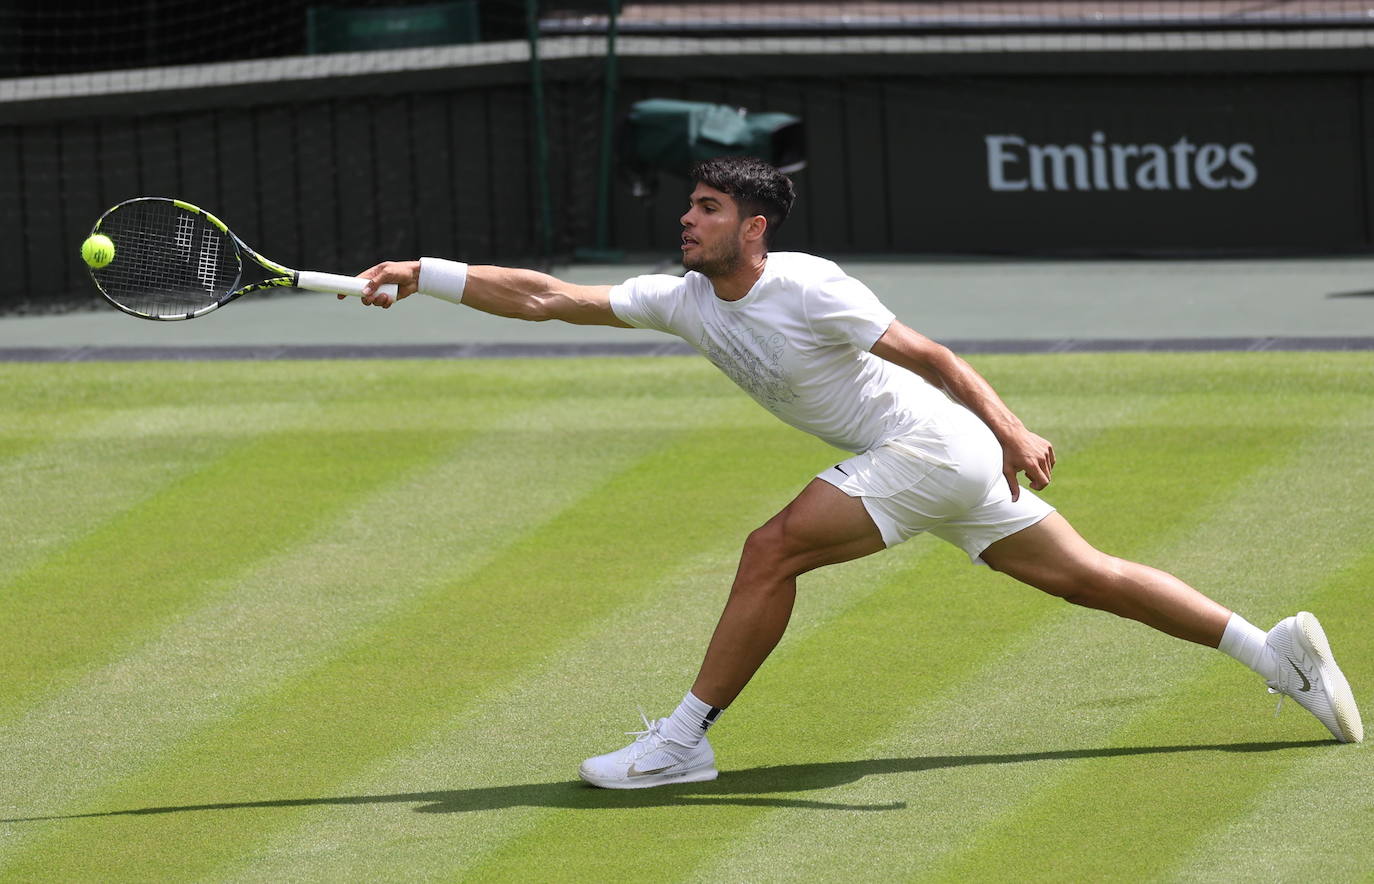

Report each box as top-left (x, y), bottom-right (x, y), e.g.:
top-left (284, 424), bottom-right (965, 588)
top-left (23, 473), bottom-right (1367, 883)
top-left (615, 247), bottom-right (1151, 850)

top-left (1001, 429), bottom-right (1055, 501)
top-left (336, 260), bottom-right (421, 308)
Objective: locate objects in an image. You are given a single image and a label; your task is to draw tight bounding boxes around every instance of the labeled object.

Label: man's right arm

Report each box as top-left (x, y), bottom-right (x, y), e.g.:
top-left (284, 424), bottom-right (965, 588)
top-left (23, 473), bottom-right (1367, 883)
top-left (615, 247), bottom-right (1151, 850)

top-left (354, 258), bottom-right (632, 328)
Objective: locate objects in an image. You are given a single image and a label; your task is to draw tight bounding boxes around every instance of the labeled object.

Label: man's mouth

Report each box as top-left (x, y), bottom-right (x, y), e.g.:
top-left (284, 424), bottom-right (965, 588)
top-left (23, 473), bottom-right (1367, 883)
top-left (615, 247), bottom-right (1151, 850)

top-left (681, 233), bottom-right (698, 249)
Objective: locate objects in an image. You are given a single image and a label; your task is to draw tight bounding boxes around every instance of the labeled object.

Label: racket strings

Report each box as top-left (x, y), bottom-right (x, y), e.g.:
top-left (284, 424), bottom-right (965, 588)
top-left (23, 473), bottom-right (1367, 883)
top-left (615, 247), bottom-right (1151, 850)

top-left (91, 199), bottom-right (241, 319)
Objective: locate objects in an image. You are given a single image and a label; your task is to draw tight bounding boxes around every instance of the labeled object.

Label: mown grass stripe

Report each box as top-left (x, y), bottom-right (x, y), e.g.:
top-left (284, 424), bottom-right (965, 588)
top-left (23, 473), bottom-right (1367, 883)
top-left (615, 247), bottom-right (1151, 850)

top-left (0, 426), bottom-right (457, 723)
top-left (0, 408), bottom-right (833, 882)
top-left (0, 387), bottom-right (113, 464)
top-left (0, 402), bottom-right (324, 587)
top-left (692, 390), bottom-right (1370, 882)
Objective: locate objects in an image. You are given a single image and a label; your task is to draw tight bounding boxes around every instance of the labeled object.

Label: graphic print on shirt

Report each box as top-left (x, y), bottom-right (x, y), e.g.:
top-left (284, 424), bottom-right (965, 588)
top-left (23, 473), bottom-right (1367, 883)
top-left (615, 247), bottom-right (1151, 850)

top-left (700, 322), bottom-right (798, 411)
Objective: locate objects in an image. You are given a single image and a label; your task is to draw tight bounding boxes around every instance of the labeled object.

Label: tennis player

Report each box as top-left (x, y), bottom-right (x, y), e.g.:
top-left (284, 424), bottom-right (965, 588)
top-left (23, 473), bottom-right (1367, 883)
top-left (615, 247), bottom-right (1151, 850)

top-left (350, 156), bottom-right (1363, 788)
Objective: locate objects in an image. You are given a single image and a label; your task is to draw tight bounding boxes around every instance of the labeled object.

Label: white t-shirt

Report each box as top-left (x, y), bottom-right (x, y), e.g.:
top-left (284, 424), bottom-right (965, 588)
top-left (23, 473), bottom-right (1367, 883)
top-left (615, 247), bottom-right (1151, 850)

top-left (609, 251), bottom-right (969, 454)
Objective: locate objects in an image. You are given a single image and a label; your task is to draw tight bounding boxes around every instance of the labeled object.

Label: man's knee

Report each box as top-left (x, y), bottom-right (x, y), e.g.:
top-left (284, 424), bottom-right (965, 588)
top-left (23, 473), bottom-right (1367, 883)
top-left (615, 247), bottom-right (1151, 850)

top-left (734, 486), bottom-right (885, 590)
top-left (740, 519), bottom-right (789, 571)
top-left (736, 517), bottom-right (807, 587)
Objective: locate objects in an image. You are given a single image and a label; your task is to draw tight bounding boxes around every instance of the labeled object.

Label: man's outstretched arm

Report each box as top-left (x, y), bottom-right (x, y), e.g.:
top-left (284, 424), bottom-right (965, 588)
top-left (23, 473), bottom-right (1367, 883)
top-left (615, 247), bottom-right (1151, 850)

top-left (871, 319), bottom-right (1054, 500)
top-left (348, 258), bottom-right (632, 328)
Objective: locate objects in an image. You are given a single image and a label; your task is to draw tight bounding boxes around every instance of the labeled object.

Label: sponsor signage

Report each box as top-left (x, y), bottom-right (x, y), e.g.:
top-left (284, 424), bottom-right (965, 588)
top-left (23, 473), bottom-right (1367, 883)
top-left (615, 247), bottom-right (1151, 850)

top-left (884, 76), bottom-right (1366, 253)
top-left (985, 133), bottom-right (1257, 193)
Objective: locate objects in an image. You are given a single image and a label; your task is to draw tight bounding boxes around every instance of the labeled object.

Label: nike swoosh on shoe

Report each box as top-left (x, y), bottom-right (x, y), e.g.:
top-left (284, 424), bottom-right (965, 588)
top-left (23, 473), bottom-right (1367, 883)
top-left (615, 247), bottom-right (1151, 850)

top-left (1287, 657), bottom-right (1312, 692)
top-left (627, 762), bottom-right (675, 777)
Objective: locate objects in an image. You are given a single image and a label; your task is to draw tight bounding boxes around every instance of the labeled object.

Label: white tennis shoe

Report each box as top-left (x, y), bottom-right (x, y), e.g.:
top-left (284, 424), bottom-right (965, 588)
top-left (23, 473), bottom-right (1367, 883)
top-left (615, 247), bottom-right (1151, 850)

top-left (1264, 612), bottom-right (1363, 743)
top-left (579, 713), bottom-right (718, 789)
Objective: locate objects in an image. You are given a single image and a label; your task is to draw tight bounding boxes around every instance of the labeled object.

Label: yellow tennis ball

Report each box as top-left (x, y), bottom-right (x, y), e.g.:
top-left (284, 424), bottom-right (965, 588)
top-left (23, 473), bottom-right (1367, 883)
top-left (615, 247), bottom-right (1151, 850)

top-left (81, 233), bottom-right (115, 269)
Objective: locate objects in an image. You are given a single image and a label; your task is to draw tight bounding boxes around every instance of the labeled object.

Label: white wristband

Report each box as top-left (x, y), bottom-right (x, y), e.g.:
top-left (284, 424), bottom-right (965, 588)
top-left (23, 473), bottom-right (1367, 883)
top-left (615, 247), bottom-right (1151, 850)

top-left (417, 257), bottom-right (469, 304)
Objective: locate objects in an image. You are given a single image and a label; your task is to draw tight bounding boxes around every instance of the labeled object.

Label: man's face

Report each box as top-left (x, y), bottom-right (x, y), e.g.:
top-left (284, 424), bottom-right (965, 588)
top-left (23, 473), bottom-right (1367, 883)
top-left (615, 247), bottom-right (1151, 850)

top-left (679, 184), bottom-right (749, 276)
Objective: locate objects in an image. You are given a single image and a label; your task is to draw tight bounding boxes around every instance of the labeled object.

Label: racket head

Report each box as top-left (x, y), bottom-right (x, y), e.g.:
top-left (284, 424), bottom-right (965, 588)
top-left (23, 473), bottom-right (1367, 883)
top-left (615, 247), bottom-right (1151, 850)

top-left (87, 198), bottom-right (287, 321)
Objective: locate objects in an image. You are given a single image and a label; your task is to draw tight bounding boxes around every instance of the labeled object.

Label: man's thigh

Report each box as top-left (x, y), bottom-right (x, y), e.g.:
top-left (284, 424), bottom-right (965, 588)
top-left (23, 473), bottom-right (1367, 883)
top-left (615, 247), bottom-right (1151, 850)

top-left (977, 512), bottom-right (1100, 587)
top-left (762, 478), bottom-right (887, 575)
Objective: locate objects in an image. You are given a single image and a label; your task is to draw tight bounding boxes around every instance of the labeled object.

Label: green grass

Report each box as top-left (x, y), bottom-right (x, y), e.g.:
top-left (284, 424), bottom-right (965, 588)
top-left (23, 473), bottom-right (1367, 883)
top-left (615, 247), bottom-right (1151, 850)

top-left (0, 352), bottom-right (1370, 882)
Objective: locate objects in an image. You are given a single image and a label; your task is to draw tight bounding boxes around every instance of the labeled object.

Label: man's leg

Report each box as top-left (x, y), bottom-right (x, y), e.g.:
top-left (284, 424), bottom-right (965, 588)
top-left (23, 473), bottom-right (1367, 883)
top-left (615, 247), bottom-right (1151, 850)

top-left (978, 512), bottom-right (1230, 646)
top-left (579, 479), bottom-right (885, 788)
top-left (979, 512), bottom-right (1362, 742)
top-left (690, 478), bottom-right (887, 708)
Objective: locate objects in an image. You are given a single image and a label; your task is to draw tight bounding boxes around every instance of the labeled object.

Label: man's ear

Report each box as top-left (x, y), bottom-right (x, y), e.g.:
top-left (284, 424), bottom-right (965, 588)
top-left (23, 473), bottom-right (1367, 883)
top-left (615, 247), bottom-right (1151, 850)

top-left (742, 214), bottom-right (768, 244)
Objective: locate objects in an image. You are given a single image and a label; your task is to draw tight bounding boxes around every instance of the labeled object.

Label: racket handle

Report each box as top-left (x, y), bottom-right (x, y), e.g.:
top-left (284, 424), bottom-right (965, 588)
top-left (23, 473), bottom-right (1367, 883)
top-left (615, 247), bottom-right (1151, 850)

top-left (295, 270), bottom-right (399, 299)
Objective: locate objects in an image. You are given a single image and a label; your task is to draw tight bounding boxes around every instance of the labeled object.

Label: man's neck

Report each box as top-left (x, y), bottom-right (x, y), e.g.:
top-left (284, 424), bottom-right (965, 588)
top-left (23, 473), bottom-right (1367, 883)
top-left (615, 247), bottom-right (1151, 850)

top-left (707, 252), bottom-right (768, 302)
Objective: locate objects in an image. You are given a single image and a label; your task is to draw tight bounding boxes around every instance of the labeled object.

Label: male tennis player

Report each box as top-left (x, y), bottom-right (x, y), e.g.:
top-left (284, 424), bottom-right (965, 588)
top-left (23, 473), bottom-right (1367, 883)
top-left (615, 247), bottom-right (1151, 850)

top-left (349, 156), bottom-right (1362, 788)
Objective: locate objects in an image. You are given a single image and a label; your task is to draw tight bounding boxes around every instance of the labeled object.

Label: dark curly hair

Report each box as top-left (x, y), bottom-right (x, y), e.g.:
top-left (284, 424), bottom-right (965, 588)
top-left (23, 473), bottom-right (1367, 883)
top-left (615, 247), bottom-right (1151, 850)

top-left (689, 156), bottom-right (796, 247)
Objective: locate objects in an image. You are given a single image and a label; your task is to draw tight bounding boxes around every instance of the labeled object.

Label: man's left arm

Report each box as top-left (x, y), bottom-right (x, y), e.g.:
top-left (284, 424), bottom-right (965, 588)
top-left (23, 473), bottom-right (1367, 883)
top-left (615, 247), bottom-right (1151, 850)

top-left (870, 320), bottom-right (1054, 501)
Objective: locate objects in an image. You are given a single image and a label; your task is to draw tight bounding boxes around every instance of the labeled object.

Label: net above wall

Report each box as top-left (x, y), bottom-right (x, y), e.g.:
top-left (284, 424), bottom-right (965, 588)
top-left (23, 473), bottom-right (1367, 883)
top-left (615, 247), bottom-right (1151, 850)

top-left (6, 1), bottom-right (1374, 79)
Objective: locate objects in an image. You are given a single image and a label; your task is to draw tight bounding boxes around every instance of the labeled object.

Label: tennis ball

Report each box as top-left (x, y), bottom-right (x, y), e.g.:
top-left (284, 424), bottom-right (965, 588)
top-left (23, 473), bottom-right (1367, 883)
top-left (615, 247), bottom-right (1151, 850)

top-left (81, 233), bottom-right (115, 269)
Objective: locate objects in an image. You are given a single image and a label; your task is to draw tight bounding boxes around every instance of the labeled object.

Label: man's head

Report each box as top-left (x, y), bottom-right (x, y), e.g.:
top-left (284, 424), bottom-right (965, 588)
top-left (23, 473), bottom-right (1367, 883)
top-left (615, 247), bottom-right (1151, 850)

top-left (690, 156), bottom-right (796, 247)
top-left (680, 157), bottom-right (796, 276)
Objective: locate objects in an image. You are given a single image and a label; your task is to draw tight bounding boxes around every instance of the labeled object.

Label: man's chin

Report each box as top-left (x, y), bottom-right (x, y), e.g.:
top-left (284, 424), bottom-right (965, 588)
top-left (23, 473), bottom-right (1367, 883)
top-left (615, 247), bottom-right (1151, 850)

top-left (682, 250), bottom-right (738, 276)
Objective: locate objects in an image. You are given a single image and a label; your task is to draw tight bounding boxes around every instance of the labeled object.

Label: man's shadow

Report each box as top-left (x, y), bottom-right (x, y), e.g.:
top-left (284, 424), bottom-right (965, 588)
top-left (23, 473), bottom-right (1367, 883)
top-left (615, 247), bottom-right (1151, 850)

top-left (4, 740), bottom-right (1326, 822)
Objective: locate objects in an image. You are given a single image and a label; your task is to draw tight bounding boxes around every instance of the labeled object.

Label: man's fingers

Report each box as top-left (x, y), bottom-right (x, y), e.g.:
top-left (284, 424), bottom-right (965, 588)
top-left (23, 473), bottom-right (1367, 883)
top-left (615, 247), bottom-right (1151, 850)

top-left (1001, 434), bottom-right (1055, 501)
top-left (346, 262), bottom-right (417, 308)
top-left (1006, 455), bottom-right (1052, 500)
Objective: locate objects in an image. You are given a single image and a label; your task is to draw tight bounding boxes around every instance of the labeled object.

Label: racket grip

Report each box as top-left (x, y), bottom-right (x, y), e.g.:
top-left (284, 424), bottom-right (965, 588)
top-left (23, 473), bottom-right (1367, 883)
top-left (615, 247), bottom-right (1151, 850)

top-left (296, 270), bottom-right (399, 299)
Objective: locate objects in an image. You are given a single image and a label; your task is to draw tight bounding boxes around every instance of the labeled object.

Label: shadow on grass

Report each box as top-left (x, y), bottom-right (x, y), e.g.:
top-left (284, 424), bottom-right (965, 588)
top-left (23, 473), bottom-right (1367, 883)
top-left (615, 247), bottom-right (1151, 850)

top-left (5, 739), bottom-right (1327, 822)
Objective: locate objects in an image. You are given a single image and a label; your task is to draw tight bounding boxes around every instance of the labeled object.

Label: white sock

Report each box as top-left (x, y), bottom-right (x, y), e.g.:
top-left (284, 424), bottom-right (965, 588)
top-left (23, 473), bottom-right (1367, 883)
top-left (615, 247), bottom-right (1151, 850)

top-left (658, 691), bottom-right (723, 747)
top-left (1218, 613), bottom-right (1279, 681)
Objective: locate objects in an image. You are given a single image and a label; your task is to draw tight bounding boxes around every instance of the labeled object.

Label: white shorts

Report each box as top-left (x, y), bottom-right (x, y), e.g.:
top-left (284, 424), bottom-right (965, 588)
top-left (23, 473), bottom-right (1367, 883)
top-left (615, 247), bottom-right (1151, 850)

top-left (818, 424), bottom-right (1055, 565)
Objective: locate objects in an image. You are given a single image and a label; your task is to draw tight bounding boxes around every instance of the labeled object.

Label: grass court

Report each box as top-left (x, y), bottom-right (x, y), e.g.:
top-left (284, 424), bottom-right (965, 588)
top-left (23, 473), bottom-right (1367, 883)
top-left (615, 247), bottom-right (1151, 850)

top-left (1, 351), bottom-right (1370, 881)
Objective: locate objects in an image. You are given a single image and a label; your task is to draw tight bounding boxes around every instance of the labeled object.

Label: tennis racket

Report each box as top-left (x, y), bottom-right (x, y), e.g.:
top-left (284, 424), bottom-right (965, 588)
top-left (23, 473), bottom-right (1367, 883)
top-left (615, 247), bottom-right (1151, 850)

top-left (86, 197), bottom-right (399, 321)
